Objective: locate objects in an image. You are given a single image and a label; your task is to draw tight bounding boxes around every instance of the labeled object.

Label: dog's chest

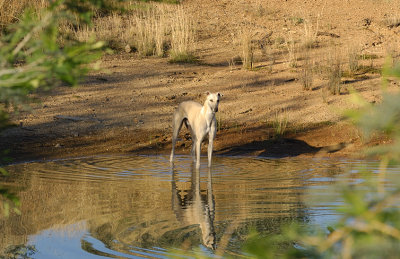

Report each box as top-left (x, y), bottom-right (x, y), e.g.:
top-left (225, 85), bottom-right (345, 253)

top-left (191, 116), bottom-right (212, 135)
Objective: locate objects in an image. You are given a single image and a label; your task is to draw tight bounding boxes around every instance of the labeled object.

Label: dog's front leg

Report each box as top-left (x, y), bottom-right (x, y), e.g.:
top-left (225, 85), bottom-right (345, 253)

top-left (207, 139), bottom-right (213, 168)
top-left (208, 119), bottom-right (216, 167)
top-left (195, 137), bottom-right (203, 169)
top-left (191, 136), bottom-right (196, 162)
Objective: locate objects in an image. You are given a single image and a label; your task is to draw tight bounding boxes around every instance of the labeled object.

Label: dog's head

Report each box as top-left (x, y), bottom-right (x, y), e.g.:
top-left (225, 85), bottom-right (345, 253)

top-left (205, 92), bottom-right (222, 113)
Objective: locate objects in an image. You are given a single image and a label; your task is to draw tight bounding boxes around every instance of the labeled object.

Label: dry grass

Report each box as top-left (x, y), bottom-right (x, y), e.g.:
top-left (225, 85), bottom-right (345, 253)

top-left (67, 3), bottom-right (195, 61)
top-left (386, 42), bottom-right (400, 67)
top-left (65, 13), bottom-right (130, 50)
top-left (154, 8), bottom-right (169, 57)
top-left (302, 17), bottom-right (319, 48)
top-left (0, 0), bottom-right (47, 29)
top-left (240, 29), bottom-right (255, 70)
top-left (131, 5), bottom-right (172, 57)
top-left (134, 10), bottom-right (159, 56)
top-left (285, 35), bottom-right (298, 68)
top-left (271, 109), bottom-right (289, 139)
top-left (383, 14), bottom-right (400, 28)
top-left (326, 50), bottom-right (342, 95)
top-left (347, 43), bottom-right (361, 74)
top-left (63, 4), bottom-right (173, 55)
top-left (169, 6), bottom-right (196, 62)
top-left (2, 1), bottom-right (196, 60)
top-left (300, 48), bottom-right (313, 90)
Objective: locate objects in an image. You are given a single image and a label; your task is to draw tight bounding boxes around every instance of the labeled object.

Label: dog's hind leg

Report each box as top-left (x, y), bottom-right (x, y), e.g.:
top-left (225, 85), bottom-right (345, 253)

top-left (184, 119), bottom-right (196, 162)
top-left (170, 112), bottom-right (185, 163)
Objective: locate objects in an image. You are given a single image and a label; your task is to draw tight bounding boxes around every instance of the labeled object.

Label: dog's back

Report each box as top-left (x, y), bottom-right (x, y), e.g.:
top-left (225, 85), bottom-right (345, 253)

top-left (177, 101), bottom-right (202, 119)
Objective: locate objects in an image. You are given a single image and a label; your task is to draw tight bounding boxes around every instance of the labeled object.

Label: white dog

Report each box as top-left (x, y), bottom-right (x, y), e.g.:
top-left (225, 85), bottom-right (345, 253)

top-left (170, 92), bottom-right (221, 168)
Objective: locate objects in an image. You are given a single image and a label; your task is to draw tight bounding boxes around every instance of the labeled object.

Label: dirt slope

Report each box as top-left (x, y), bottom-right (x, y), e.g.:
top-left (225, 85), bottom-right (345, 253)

top-left (2, 0), bottom-right (400, 162)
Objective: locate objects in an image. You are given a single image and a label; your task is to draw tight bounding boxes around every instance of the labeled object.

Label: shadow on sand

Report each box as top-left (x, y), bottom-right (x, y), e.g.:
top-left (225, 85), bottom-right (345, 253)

top-left (217, 138), bottom-right (345, 158)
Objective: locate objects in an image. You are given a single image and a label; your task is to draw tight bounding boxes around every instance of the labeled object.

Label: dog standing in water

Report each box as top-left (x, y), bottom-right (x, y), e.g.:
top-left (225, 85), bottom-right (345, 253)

top-left (170, 92), bottom-right (221, 169)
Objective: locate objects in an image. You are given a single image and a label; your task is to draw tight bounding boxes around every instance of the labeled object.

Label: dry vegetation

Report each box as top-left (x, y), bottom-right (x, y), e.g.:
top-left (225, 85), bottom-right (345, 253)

top-left (2, 0), bottom-right (400, 161)
top-left (1, 1), bottom-right (195, 62)
top-left (0, 0), bottom-right (47, 27)
top-left (240, 29), bottom-right (255, 70)
top-left (1, 0), bottom-right (394, 95)
top-left (3, 0), bottom-right (400, 256)
top-left (63, 2), bottom-right (196, 61)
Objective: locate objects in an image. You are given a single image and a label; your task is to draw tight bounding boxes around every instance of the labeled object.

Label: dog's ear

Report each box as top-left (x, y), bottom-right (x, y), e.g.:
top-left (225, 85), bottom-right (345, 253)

top-left (204, 91), bottom-right (210, 96)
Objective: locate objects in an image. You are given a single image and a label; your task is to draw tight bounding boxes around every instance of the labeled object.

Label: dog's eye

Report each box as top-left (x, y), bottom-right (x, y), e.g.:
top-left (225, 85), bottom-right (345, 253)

top-left (210, 99), bottom-right (214, 102)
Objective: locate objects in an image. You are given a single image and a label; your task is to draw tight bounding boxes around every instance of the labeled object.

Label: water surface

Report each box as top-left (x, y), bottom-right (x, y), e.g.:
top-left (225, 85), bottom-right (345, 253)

top-left (0, 155), bottom-right (395, 258)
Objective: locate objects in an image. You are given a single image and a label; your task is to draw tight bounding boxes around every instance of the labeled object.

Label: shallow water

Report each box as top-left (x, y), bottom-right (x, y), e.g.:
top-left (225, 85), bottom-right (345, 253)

top-left (0, 155), bottom-right (397, 258)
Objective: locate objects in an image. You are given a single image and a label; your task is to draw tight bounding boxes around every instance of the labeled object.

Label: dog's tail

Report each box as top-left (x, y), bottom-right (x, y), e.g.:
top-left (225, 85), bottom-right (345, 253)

top-left (170, 110), bottom-right (186, 163)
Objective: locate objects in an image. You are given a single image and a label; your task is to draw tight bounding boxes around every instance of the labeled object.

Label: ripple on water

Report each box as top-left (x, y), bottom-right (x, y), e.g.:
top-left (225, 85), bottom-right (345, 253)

top-left (2, 155), bottom-right (397, 258)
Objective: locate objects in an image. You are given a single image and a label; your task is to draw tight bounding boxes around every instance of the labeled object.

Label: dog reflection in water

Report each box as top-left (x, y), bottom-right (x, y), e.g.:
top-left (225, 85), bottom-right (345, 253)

top-left (171, 165), bottom-right (216, 250)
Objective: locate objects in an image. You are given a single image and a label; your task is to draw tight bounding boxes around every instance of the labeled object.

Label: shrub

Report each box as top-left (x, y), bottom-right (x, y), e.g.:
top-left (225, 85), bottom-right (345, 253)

top-left (271, 110), bottom-right (288, 139)
top-left (347, 43), bottom-right (360, 74)
top-left (300, 48), bottom-right (313, 90)
top-left (327, 51), bottom-right (342, 95)
top-left (240, 29), bottom-right (255, 70)
top-left (302, 17), bottom-right (319, 48)
top-left (285, 36), bottom-right (298, 68)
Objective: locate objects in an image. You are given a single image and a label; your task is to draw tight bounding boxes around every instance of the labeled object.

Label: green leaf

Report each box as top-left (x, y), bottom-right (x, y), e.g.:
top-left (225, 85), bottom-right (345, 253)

top-left (3, 202), bottom-right (10, 218)
top-left (0, 167), bottom-right (8, 176)
top-left (327, 226), bottom-right (335, 234)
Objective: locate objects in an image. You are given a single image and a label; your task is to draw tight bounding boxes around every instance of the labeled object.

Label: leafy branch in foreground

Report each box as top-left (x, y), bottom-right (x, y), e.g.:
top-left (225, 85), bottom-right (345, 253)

top-left (0, 8), bottom-right (104, 111)
top-left (0, 0), bottom-right (109, 215)
top-left (244, 59), bottom-right (400, 258)
top-left (345, 59), bottom-right (400, 161)
top-left (245, 173), bottom-right (400, 258)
